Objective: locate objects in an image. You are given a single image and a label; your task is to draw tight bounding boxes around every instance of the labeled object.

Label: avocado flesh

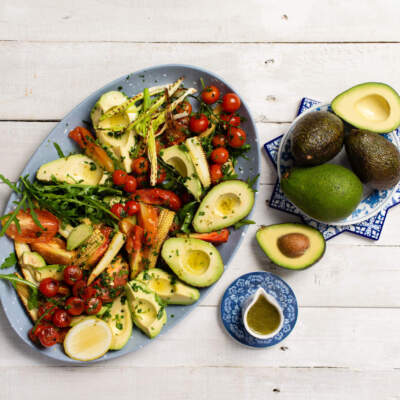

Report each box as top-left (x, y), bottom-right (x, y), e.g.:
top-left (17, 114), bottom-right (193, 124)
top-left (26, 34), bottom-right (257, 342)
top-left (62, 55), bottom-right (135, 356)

top-left (281, 164), bottom-right (363, 222)
top-left (256, 224), bottom-right (325, 270)
top-left (332, 82), bottom-right (400, 133)
top-left (136, 268), bottom-right (200, 305)
top-left (161, 145), bottom-right (203, 200)
top-left (36, 154), bottom-right (103, 185)
top-left (291, 111), bottom-right (344, 166)
top-left (192, 180), bottom-right (254, 233)
top-left (345, 129), bottom-right (400, 190)
top-left (161, 238), bottom-right (224, 288)
top-left (108, 295), bottom-right (133, 350)
top-left (90, 91), bottom-right (128, 127)
top-left (125, 280), bottom-right (166, 339)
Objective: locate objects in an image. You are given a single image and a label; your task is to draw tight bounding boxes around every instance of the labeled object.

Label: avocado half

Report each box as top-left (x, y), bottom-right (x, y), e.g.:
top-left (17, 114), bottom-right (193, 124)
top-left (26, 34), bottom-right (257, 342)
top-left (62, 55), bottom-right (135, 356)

top-left (331, 82), bottom-right (400, 133)
top-left (256, 223), bottom-right (326, 270)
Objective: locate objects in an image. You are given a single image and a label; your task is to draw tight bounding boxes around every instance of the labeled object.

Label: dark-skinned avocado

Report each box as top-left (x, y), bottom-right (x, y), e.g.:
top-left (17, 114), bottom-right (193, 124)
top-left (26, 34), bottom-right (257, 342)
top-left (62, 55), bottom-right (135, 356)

top-left (345, 129), bottom-right (400, 189)
top-left (256, 223), bottom-right (325, 270)
top-left (291, 111), bottom-right (344, 166)
top-left (281, 164), bottom-right (363, 222)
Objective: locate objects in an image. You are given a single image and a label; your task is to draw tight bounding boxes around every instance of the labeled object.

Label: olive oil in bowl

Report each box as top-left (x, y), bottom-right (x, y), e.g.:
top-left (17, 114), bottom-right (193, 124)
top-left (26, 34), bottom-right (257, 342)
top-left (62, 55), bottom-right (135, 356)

top-left (242, 287), bottom-right (283, 340)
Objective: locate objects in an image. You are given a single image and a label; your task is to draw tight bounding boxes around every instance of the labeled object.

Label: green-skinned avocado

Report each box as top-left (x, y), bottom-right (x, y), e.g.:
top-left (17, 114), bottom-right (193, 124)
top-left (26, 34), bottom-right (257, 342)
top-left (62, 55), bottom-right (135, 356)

top-left (291, 111), bottom-right (344, 166)
top-left (345, 129), bottom-right (400, 190)
top-left (281, 164), bottom-right (363, 222)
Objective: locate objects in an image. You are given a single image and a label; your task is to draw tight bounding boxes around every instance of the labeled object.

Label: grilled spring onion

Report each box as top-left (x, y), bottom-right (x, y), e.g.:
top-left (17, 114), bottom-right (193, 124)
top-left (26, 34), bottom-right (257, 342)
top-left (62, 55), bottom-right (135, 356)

top-left (147, 120), bottom-right (158, 186)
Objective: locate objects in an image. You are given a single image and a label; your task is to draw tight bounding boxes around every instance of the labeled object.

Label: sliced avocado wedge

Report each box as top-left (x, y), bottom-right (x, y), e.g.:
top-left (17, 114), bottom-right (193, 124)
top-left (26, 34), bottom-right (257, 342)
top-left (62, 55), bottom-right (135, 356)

top-left (137, 268), bottom-right (200, 305)
top-left (36, 154), bottom-right (103, 185)
top-left (161, 144), bottom-right (203, 200)
top-left (125, 280), bottom-right (167, 339)
top-left (108, 294), bottom-right (133, 350)
top-left (256, 223), bottom-right (326, 270)
top-left (91, 91), bottom-right (128, 127)
top-left (67, 223), bottom-right (93, 251)
top-left (332, 82), bottom-right (400, 133)
top-left (192, 180), bottom-right (254, 233)
top-left (161, 238), bottom-right (224, 287)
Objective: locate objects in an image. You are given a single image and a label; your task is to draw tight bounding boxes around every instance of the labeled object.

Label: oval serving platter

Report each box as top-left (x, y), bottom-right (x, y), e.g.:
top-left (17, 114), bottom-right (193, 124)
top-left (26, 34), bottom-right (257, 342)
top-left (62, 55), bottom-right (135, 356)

top-left (277, 102), bottom-right (397, 226)
top-left (0, 64), bottom-right (260, 363)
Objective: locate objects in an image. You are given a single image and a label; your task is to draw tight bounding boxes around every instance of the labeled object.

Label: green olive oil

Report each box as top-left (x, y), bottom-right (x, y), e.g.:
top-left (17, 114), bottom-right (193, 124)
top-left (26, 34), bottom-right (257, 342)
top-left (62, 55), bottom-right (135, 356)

top-left (246, 294), bottom-right (281, 335)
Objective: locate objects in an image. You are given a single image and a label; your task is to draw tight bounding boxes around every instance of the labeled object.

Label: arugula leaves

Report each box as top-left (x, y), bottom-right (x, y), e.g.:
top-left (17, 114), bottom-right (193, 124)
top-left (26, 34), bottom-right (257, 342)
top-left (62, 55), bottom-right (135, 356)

top-left (0, 252), bottom-right (17, 270)
top-left (0, 273), bottom-right (38, 290)
top-left (53, 142), bottom-right (65, 158)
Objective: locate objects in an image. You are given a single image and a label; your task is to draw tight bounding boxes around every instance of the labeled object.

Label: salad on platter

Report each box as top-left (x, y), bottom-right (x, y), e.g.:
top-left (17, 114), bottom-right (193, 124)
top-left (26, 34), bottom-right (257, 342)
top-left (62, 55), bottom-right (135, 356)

top-left (0, 76), bottom-right (256, 361)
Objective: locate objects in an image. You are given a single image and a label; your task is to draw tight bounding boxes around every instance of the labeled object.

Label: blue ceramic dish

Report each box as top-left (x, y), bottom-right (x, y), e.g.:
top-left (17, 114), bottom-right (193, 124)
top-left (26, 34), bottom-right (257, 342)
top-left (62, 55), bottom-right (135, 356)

top-left (0, 64), bottom-right (260, 363)
top-left (220, 272), bottom-right (298, 347)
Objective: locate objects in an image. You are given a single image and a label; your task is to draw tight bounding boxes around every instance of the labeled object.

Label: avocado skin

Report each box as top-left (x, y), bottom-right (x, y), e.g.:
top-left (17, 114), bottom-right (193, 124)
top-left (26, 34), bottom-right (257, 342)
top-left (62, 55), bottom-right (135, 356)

top-left (291, 111), bottom-right (344, 166)
top-left (281, 164), bottom-right (363, 222)
top-left (345, 129), bottom-right (400, 190)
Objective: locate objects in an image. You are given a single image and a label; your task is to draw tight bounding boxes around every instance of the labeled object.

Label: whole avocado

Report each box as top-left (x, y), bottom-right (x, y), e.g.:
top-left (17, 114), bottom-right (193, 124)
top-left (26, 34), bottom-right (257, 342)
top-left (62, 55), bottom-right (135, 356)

top-left (345, 129), bottom-right (400, 190)
top-left (291, 111), bottom-right (344, 166)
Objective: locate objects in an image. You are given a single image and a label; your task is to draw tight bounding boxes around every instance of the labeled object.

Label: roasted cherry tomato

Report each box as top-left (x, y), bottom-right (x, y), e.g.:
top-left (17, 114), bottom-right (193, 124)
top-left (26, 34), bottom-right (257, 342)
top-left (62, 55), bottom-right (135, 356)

top-left (85, 297), bottom-right (103, 315)
top-left (125, 200), bottom-right (140, 216)
top-left (189, 114), bottom-right (209, 134)
top-left (210, 164), bottom-right (223, 184)
top-left (132, 157), bottom-right (149, 175)
top-left (123, 175), bottom-right (137, 193)
top-left (65, 296), bottom-right (85, 316)
top-left (222, 93), bottom-right (241, 113)
top-left (156, 166), bottom-right (167, 185)
top-left (38, 302), bottom-right (58, 321)
top-left (176, 101), bottom-right (192, 115)
top-left (4, 209), bottom-right (59, 244)
top-left (52, 309), bottom-right (71, 328)
top-left (57, 282), bottom-right (71, 297)
top-left (211, 147), bottom-right (229, 164)
top-left (112, 169), bottom-right (127, 186)
top-left (201, 85), bottom-right (220, 105)
top-left (138, 203), bottom-right (158, 246)
top-left (39, 278), bottom-right (59, 298)
top-left (228, 127), bottom-right (247, 148)
top-left (91, 279), bottom-right (112, 304)
top-left (111, 203), bottom-right (126, 218)
top-left (188, 229), bottom-right (230, 243)
top-left (37, 325), bottom-right (60, 347)
top-left (220, 113), bottom-right (240, 129)
top-left (63, 265), bottom-right (83, 286)
top-left (135, 174), bottom-right (148, 188)
top-left (72, 280), bottom-right (87, 298)
top-left (82, 286), bottom-right (98, 301)
top-left (212, 134), bottom-right (227, 148)
top-left (134, 188), bottom-right (182, 211)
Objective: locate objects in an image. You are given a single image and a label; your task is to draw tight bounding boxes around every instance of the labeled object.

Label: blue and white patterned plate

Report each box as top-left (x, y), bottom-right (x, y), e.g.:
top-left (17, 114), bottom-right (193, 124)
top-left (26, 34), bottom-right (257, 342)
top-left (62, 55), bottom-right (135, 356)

top-left (220, 272), bottom-right (298, 348)
top-left (277, 102), bottom-right (398, 226)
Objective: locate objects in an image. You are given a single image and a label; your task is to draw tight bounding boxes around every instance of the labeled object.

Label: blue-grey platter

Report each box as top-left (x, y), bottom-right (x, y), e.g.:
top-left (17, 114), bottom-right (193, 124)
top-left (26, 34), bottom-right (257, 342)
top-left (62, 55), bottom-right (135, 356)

top-left (0, 64), bottom-right (260, 363)
top-left (220, 272), bottom-right (298, 347)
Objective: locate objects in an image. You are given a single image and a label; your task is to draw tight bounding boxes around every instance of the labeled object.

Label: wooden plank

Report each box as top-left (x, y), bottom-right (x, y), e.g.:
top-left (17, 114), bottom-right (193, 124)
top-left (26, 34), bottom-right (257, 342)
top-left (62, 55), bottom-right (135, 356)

top-left (1, 42), bottom-right (400, 120)
top-left (1, 306), bottom-right (400, 370)
top-left (1, 0), bottom-right (400, 43)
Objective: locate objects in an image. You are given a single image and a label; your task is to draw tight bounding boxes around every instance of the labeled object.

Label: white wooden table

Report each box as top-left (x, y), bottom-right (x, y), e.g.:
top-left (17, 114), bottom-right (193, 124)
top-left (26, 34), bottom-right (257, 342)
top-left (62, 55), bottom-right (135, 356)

top-left (1, 1), bottom-right (400, 398)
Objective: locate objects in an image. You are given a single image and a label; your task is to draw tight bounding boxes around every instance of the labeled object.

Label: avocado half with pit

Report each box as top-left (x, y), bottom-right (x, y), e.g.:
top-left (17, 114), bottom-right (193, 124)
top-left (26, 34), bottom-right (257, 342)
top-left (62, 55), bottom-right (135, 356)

top-left (256, 223), bottom-right (326, 270)
top-left (332, 82), bottom-right (400, 133)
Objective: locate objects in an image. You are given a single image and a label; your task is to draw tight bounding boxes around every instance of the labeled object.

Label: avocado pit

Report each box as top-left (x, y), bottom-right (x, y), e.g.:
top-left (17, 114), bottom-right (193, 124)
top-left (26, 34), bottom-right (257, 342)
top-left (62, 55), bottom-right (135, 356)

top-left (277, 233), bottom-right (310, 258)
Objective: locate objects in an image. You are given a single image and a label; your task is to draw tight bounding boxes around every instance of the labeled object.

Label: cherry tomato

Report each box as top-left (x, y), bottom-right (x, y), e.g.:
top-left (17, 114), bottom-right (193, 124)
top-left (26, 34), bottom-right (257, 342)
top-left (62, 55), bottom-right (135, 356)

top-left (39, 278), bottom-right (59, 298)
top-left (112, 169), bottom-right (127, 186)
top-left (57, 328), bottom-right (69, 343)
top-left (228, 127), bottom-right (247, 148)
top-left (156, 167), bottom-right (167, 185)
top-left (220, 113), bottom-right (241, 129)
top-left (134, 189), bottom-right (182, 211)
top-left (85, 297), bottom-right (103, 315)
top-left (212, 134), bottom-right (227, 148)
top-left (52, 309), bottom-right (71, 328)
top-left (91, 279), bottom-right (112, 304)
top-left (72, 280), bottom-right (87, 298)
top-left (222, 93), bottom-right (241, 113)
top-left (210, 164), bottom-right (223, 184)
top-left (65, 296), bottom-right (85, 316)
top-left (111, 203), bottom-right (126, 218)
top-left (125, 200), bottom-right (140, 216)
top-left (4, 209), bottom-right (59, 244)
top-left (135, 174), bottom-right (148, 188)
top-left (132, 157), bottom-right (149, 175)
top-left (176, 101), bottom-right (192, 115)
top-left (201, 85), bottom-right (220, 105)
top-left (124, 175), bottom-right (137, 193)
top-left (38, 302), bottom-right (58, 321)
top-left (82, 286), bottom-right (98, 301)
top-left (211, 147), bottom-right (229, 164)
top-left (57, 283), bottom-right (71, 297)
top-left (63, 265), bottom-right (83, 286)
top-left (37, 325), bottom-right (60, 347)
top-left (189, 114), bottom-right (209, 134)
top-left (28, 327), bottom-right (41, 346)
